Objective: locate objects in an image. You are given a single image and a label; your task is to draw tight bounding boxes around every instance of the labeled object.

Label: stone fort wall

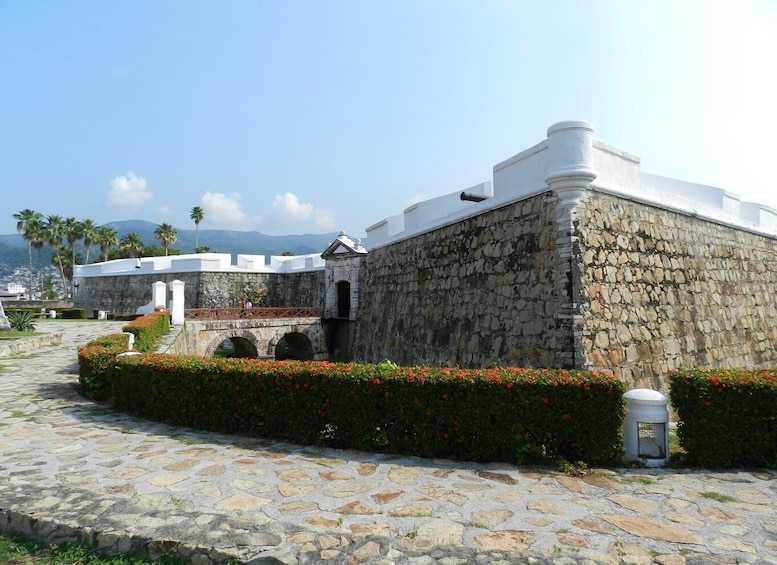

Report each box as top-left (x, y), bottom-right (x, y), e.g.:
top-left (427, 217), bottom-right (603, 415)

top-left (578, 191), bottom-right (777, 389)
top-left (352, 193), bottom-right (572, 369)
top-left (77, 271), bottom-right (324, 315)
top-left (352, 189), bottom-right (777, 391)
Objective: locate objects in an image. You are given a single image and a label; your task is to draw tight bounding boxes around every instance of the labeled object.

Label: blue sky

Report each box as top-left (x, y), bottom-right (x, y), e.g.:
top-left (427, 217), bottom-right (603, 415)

top-left (2, 0), bottom-right (776, 238)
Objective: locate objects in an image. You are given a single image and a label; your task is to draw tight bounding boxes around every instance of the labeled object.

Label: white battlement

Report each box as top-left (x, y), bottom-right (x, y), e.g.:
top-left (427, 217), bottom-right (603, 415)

top-left (366, 120), bottom-right (777, 248)
top-left (74, 252), bottom-right (325, 279)
top-left (366, 182), bottom-right (493, 247)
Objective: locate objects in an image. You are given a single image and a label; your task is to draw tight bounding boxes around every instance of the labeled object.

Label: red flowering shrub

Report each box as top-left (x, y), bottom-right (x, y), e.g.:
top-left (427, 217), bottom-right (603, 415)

top-left (102, 355), bottom-right (624, 466)
top-left (77, 311), bottom-right (169, 400)
top-left (78, 334), bottom-right (129, 400)
top-left (123, 311), bottom-right (170, 352)
top-left (669, 369), bottom-right (777, 467)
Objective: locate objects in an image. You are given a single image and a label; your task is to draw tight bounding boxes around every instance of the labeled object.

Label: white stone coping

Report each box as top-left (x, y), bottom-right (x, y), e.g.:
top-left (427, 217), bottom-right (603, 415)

top-left (73, 252), bottom-right (326, 279)
top-left (365, 120), bottom-right (777, 249)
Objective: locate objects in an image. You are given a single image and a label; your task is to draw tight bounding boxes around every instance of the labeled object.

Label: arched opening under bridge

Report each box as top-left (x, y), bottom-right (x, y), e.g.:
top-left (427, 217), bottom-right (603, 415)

top-left (214, 336), bottom-right (259, 359)
top-left (275, 332), bottom-right (315, 361)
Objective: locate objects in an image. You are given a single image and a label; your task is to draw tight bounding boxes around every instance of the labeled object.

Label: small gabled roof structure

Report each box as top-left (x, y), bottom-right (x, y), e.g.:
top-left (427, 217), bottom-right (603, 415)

top-left (321, 231), bottom-right (368, 259)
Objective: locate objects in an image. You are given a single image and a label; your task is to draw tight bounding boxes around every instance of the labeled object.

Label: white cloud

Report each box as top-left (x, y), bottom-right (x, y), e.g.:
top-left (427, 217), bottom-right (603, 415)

top-left (272, 192), bottom-right (313, 222)
top-left (156, 205), bottom-right (172, 218)
top-left (313, 207), bottom-right (336, 232)
top-left (105, 172), bottom-right (152, 210)
top-left (264, 192), bottom-right (336, 233)
top-left (202, 191), bottom-right (252, 230)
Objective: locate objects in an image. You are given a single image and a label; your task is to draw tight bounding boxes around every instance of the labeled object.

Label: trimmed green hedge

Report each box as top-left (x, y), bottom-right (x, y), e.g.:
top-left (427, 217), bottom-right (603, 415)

top-left (78, 311), bottom-right (169, 400)
top-left (122, 310), bottom-right (170, 352)
top-left (78, 334), bottom-right (132, 400)
top-left (59, 308), bottom-right (87, 319)
top-left (669, 369), bottom-right (777, 468)
top-left (107, 313), bottom-right (141, 321)
top-left (79, 342), bottom-right (624, 465)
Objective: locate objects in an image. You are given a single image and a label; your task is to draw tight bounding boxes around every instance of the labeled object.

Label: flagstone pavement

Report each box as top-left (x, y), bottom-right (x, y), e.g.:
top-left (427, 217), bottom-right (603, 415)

top-left (1, 321), bottom-right (776, 564)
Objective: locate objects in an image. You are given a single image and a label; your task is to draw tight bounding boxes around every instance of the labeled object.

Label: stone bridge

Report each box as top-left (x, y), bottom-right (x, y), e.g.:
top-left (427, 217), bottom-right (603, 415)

top-left (177, 307), bottom-right (327, 360)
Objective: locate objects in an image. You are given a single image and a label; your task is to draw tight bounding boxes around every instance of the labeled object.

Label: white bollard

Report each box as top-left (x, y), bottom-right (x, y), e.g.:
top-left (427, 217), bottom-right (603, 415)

top-left (623, 389), bottom-right (670, 467)
top-left (122, 331), bottom-right (135, 351)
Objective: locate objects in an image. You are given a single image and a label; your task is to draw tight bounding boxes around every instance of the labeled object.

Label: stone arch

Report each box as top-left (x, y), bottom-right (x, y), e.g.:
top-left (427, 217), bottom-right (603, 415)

top-left (204, 330), bottom-right (260, 359)
top-left (275, 331), bottom-right (315, 360)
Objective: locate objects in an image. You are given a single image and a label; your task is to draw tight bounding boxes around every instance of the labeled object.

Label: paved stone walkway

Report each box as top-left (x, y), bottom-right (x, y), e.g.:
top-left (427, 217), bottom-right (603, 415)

top-left (1, 321), bottom-right (776, 564)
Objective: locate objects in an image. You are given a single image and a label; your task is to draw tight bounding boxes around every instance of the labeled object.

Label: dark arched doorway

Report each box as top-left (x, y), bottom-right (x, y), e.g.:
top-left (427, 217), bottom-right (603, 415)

top-left (337, 280), bottom-right (350, 318)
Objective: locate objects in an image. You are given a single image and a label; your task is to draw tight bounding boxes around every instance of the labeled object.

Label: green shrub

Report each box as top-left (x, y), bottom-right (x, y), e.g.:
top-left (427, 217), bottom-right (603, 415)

top-left (669, 369), bottom-right (777, 467)
top-left (123, 311), bottom-right (169, 352)
top-left (107, 313), bottom-right (140, 321)
top-left (7, 310), bottom-right (36, 332)
top-left (59, 308), bottom-right (87, 319)
top-left (78, 334), bottom-right (129, 400)
top-left (98, 356), bottom-right (624, 466)
top-left (77, 311), bottom-right (169, 400)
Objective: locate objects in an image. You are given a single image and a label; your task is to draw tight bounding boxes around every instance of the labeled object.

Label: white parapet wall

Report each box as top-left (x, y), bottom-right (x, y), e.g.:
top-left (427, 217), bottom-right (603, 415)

top-left (366, 182), bottom-right (493, 248)
top-left (366, 120), bottom-right (777, 249)
top-left (74, 252), bottom-right (325, 280)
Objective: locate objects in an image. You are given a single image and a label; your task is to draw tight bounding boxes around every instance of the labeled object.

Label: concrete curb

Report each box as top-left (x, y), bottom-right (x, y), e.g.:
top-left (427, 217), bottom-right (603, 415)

top-left (0, 332), bottom-right (62, 358)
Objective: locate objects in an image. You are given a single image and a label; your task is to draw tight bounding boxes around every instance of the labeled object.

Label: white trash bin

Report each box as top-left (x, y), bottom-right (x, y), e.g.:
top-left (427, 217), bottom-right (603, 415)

top-left (623, 388), bottom-right (669, 467)
top-left (48, 310), bottom-right (56, 319)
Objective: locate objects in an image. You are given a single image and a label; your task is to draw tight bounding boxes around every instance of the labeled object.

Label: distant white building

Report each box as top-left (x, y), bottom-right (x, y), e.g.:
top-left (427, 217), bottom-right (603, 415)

top-left (0, 283), bottom-right (26, 299)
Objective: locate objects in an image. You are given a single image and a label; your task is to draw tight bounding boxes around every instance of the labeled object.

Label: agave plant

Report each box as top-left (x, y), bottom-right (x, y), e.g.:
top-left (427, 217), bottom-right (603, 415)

top-left (7, 311), bottom-right (37, 332)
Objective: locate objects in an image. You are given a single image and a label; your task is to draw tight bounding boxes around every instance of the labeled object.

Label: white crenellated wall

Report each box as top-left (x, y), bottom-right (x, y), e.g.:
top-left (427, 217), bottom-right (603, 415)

top-left (74, 252), bottom-right (325, 281)
top-left (366, 120), bottom-right (777, 249)
top-left (366, 182), bottom-right (493, 248)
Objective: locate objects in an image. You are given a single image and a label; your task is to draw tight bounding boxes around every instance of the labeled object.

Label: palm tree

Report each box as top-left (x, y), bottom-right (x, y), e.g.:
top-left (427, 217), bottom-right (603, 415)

top-left (95, 226), bottom-right (119, 262)
top-left (120, 233), bottom-right (144, 258)
top-left (45, 215), bottom-right (67, 297)
top-left (62, 217), bottom-right (83, 297)
top-left (40, 276), bottom-right (57, 300)
top-left (12, 208), bottom-right (43, 300)
top-left (80, 219), bottom-right (98, 264)
top-left (190, 206), bottom-right (204, 250)
top-left (28, 217), bottom-right (46, 299)
top-left (56, 245), bottom-right (82, 296)
top-left (154, 223), bottom-right (178, 256)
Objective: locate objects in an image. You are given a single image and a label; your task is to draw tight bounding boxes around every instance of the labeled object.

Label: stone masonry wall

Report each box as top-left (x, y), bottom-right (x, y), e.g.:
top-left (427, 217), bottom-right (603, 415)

top-left (577, 191), bottom-right (777, 391)
top-left (267, 271), bottom-right (325, 310)
top-left (75, 271), bottom-right (323, 315)
top-left (353, 188), bottom-right (777, 392)
top-left (352, 193), bottom-right (572, 368)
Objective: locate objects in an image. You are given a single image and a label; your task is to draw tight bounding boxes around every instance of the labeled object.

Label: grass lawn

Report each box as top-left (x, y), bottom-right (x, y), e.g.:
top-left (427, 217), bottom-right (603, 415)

top-left (0, 331), bottom-right (45, 339)
top-left (0, 531), bottom-right (186, 565)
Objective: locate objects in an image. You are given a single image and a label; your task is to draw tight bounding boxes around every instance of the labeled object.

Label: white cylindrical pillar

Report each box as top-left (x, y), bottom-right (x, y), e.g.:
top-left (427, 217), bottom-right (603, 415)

top-left (544, 119), bottom-right (597, 194)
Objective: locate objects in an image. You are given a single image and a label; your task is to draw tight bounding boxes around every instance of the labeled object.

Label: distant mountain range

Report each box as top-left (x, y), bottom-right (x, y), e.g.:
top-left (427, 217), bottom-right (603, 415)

top-left (0, 220), bottom-right (348, 283)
